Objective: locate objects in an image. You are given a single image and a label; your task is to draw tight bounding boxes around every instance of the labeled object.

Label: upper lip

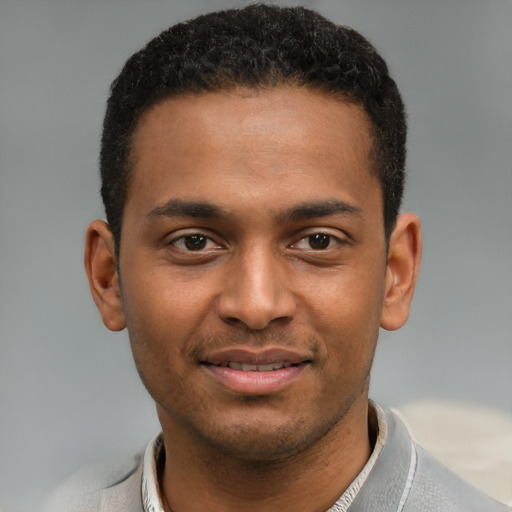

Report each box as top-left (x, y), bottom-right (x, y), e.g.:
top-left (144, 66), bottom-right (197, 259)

top-left (202, 346), bottom-right (312, 366)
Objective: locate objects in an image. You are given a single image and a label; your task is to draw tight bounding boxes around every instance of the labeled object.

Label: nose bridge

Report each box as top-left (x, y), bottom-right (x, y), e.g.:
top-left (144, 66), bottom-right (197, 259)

top-left (217, 241), bottom-right (296, 329)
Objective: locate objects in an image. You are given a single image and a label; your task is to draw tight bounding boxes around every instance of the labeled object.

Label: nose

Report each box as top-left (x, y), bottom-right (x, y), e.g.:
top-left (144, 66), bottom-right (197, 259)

top-left (216, 246), bottom-right (297, 330)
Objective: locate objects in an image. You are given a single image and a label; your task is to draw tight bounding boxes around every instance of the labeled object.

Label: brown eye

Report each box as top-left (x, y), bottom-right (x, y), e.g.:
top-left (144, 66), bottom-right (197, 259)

top-left (183, 235), bottom-right (207, 250)
top-left (308, 233), bottom-right (331, 250)
top-left (170, 233), bottom-right (222, 253)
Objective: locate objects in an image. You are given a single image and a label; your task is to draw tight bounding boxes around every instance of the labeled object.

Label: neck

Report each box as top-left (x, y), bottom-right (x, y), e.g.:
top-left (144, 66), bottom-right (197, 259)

top-left (157, 398), bottom-right (372, 512)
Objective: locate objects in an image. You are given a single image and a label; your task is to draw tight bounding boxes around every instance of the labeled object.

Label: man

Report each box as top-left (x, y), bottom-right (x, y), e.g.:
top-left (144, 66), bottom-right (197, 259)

top-left (46, 4), bottom-right (510, 511)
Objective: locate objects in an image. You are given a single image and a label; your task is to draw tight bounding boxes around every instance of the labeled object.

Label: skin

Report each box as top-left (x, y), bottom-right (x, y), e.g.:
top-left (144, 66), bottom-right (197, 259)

top-left (85, 87), bottom-right (421, 511)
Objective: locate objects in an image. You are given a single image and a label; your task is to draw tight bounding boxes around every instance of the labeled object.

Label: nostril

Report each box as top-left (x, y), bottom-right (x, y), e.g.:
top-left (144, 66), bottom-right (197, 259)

top-left (222, 316), bottom-right (246, 327)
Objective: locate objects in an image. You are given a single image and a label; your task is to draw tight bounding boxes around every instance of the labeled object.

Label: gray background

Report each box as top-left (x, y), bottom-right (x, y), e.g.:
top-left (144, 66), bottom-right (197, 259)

top-left (1, 1), bottom-right (511, 511)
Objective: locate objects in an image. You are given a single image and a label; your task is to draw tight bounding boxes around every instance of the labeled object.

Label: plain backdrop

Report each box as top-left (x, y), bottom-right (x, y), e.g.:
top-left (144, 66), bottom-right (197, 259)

top-left (1, 1), bottom-right (511, 511)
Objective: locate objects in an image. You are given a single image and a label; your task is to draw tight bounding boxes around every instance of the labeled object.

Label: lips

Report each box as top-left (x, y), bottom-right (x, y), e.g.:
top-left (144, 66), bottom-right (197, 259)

top-left (214, 361), bottom-right (294, 372)
top-left (202, 347), bottom-right (310, 366)
top-left (201, 347), bottom-right (311, 395)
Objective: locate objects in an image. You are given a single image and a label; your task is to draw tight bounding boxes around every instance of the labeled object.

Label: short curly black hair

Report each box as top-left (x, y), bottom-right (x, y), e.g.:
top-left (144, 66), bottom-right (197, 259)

top-left (101, 4), bottom-right (406, 254)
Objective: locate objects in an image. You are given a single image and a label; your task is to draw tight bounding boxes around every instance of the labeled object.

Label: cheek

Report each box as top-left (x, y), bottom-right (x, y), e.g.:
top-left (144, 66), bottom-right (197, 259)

top-left (120, 268), bottom-right (220, 376)
top-left (125, 302), bottom-right (192, 405)
top-left (309, 265), bottom-right (385, 324)
top-left (304, 268), bottom-right (385, 360)
top-left (123, 265), bottom-right (215, 332)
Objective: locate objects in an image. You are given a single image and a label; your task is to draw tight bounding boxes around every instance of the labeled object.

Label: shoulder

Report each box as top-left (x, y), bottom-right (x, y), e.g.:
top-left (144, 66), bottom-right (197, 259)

top-left (390, 403), bottom-right (512, 512)
top-left (43, 453), bottom-right (143, 512)
top-left (397, 399), bottom-right (512, 508)
top-left (403, 443), bottom-right (511, 511)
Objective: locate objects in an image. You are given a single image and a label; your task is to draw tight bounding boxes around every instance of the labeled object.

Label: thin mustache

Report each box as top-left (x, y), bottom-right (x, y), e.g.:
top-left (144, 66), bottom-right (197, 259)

top-left (184, 330), bottom-right (320, 362)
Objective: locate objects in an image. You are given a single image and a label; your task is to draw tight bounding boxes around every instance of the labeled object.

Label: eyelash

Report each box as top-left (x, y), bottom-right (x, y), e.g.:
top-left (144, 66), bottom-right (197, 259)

top-left (169, 233), bottom-right (221, 252)
top-left (291, 232), bottom-right (343, 251)
top-left (168, 231), bottom-right (345, 253)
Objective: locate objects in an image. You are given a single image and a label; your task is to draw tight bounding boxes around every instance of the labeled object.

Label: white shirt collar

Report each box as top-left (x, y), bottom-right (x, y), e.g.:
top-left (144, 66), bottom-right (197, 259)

top-left (141, 432), bottom-right (166, 512)
top-left (326, 401), bottom-right (387, 511)
top-left (141, 401), bottom-right (387, 512)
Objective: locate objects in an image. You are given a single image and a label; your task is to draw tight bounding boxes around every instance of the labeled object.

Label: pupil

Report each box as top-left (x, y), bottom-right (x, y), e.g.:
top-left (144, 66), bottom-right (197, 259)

top-left (184, 235), bottom-right (207, 250)
top-left (309, 233), bottom-right (330, 250)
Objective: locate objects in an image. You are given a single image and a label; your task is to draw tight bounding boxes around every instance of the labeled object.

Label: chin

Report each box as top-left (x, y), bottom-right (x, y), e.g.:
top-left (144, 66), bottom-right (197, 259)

top-left (204, 427), bottom-right (310, 462)
top-left (192, 410), bottom-right (343, 464)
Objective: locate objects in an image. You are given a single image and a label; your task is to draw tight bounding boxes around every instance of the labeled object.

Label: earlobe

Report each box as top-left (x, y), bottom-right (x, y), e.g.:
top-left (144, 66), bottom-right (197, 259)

top-left (380, 213), bottom-right (422, 331)
top-left (84, 220), bottom-right (126, 331)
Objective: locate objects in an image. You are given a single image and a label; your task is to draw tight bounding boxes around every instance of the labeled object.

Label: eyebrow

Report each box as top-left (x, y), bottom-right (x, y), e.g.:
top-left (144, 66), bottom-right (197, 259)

top-left (278, 200), bottom-right (362, 223)
top-left (147, 199), bottom-right (226, 219)
top-left (146, 198), bottom-right (361, 223)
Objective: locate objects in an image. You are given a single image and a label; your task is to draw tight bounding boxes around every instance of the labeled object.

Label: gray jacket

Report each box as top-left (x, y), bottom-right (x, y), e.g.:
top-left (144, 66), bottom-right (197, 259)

top-left (45, 408), bottom-right (510, 511)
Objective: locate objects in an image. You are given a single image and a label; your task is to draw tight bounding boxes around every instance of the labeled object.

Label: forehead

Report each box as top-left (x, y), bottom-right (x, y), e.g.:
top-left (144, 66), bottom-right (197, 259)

top-left (126, 87), bottom-right (380, 219)
top-left (132, 87), bottom-right (373, 160)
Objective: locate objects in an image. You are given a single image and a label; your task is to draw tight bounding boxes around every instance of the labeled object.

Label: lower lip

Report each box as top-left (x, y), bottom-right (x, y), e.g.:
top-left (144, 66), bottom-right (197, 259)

top-left (203, 364), bottom-right (308, 395)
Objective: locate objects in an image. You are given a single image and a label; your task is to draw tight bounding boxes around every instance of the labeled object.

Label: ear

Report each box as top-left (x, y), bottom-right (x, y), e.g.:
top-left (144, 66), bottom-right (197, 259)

top-left (84, 220), bottom-right (126, 331)
top-left (380, 213), bottom-right (422, 331)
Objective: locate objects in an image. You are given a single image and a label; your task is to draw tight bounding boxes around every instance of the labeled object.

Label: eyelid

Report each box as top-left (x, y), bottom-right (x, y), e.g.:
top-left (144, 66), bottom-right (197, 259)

top-left (289, 228), bottom-right (349, 250)
top-left (165, 229), bottom-right (224, 251)
top-left (172, 236), bottom-right (219, 251)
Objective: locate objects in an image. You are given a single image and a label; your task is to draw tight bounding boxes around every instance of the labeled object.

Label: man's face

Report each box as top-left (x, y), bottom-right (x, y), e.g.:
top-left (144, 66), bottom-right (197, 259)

top-left (118, 88), bottom-right (389, 460)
